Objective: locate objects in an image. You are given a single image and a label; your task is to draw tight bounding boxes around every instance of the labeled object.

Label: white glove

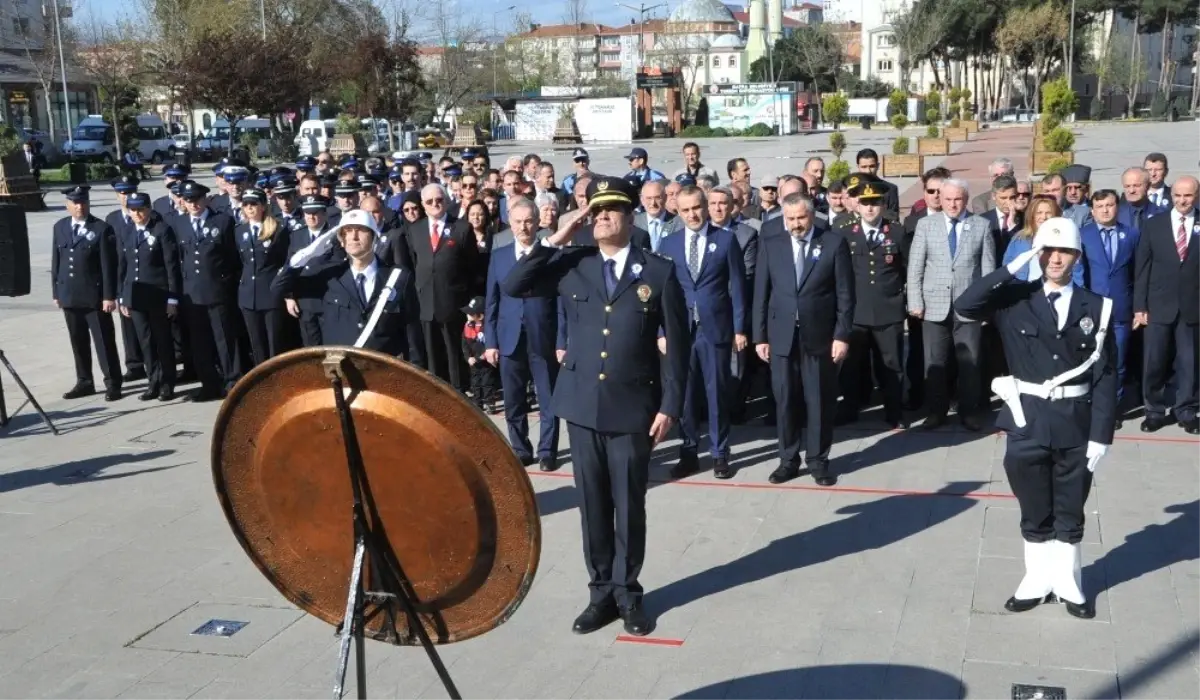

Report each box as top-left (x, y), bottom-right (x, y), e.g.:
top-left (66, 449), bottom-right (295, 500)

top-left (289, 229), bottom-right (337, 268)
top-left (1006, 244), bottom-right (1044, 276)
top-left (1085, 441), bottom-right (1108, 472)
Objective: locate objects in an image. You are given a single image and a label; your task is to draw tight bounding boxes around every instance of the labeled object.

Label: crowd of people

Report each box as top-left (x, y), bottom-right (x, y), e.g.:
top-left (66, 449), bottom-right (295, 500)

top-left (46, 138), bottom-right (1196, 634)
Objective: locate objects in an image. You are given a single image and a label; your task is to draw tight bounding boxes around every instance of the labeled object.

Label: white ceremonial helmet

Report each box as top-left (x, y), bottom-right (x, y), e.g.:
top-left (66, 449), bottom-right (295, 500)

top-left (1033, 216), bottom-right (1081, 252)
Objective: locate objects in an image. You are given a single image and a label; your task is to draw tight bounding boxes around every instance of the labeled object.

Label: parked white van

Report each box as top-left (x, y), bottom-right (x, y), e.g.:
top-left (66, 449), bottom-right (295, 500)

top-left (294, 119), bottom-right (337, 156)
top-left (62, 114), bottom-right (177, 163)
top-left (196, 117), bottom-right (274, 159)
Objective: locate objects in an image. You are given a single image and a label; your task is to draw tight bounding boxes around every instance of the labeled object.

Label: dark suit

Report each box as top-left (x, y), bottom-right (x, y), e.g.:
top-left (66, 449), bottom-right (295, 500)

top-left (236, 221), bottom-right (293, 365)
top-left (502, 241), bottom-right (688, 608)
top-left (404, 215), bottom-right (479, 390)
top-left (1134, 210), bottom-right (1200, 422)
top-left (272, 261), bottom-right (410, 357)
top-left (658, 224), bottom-right (746, 459)
top-left (1117, 198), bottom-right (1156, 236)
top-left (752, 227), bottom-right (854, 471)
top-left (52, 216), bottom-right (122, 389)
top-left (117, 216), bottom-right (181, 392)
top-left (981, 208), bottom-right (1023, 261)
top-left (1081, 221), bottom-right (1138, 401)
top-left (175, 209), bottom-right (243, 393)
top-left (840, 219), bottom-right (906, 420)
top-left (106, 209), bottom-right (144, 377)
top-left (956, 267), bottom-right (1116, 543)
top-left (484, 243), bottom-right (566, 460)
top-left (899, 208), bottom-right (929, 406)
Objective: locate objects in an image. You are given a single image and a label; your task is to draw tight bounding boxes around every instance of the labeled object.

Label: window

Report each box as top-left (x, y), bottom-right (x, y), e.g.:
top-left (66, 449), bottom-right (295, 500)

top-left (877, 59), bottom-right (893, 72)
top-left (712, 56), bottom-right (720, 67)
top-left (12, 17), bottom-right (29, 35)
top-left (728, 55), bottom-right (736, 68)
top-left (878, 34), bottom-right (895, 47)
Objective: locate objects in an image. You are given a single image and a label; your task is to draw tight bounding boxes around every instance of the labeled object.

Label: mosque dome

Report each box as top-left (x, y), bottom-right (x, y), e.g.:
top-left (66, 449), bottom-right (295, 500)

top-left (709, 33), bottom-right (746, 50)
top-left (668, 0), bottom-right (737, 23)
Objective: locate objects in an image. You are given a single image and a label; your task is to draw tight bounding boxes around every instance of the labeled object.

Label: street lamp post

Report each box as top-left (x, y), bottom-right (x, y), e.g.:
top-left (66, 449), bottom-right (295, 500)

top-left (493, 6), bottom-right (515, 96)
top-left (616, 1), bottom-right (666, 76)
top-left (44, 1), bottom-right (72, 151)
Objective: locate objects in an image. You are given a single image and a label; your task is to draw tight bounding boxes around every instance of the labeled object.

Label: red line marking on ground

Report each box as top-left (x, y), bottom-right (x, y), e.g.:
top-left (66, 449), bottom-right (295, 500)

top-left (527, 469), bottom-right (1017, 500)
top-left (615, 635), bottom-right (685, 646)
top-left (1114, 434), bottom-right (1200, 445)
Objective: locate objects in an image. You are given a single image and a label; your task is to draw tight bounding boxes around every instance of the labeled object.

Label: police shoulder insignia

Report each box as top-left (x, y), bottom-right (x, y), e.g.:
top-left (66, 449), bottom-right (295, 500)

top-left (1080, 316), bottom-right (1094, 335)
top-left (636, 284), bottom-right (652, 302)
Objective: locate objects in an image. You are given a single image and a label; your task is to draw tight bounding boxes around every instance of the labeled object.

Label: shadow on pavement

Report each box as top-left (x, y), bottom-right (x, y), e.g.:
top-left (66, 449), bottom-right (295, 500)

top-left (643, 482), bottom-right (985, 617)
top-left (1088, 500), bottom-right (1199, 597)
top-left (0, 404), bottom-right (108, 436)
top-left (674, 663), bottom-right (965, 699)
top-left (1091, 629), bottom-right (1200, 699)
top-left (0, 448), bottom-right (178, 493)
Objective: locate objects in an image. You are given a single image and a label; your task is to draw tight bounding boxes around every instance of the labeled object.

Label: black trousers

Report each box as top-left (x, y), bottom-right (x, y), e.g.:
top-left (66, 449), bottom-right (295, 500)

top-left (1004, 435), bottom-right (1092, 543)
top-left (171, 313), bottom-right (192, 376)
top-left (770, 333), bottom-right (837, 470)
top-left (1143, 320), bottom-right (1199, 422)
top-left (298, 311), bottom-right (323, 347)
top-left (500, 334), bottom-right (560, 460)
top-left (183, 300), bottom-right (242, 392)
top-left (424, 318), bottom-right (466, 391)
top-left (905, 315), bottom-right (924, 406)
top-left (130, 306), bottom-right (176, 390)
top-left (841, 322), bottom-right (904, 418)
top-left (923, 316), bottom-right (983, 418)
top-left (119, 313), bottom-right (144, 373)
top-left (63, 308), bottom-right (121, 388)
top-left (241, 307), bottom-right (291, 367)
top-left (567, 421), bottom-right (651, 608)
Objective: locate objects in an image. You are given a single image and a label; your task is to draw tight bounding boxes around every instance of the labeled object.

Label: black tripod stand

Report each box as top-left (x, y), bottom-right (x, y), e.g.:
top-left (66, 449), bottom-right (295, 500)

top-left (0, 349), bottom-right (58, 435)
top-left (323, 352), bottom-right (460, 700)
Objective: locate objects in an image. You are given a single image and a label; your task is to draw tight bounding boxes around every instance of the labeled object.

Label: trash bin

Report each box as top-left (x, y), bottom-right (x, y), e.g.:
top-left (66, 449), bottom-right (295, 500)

top-left (859, 116), bottom-right (874, 130)
top-left (69, 161), bottom-right (87, 184)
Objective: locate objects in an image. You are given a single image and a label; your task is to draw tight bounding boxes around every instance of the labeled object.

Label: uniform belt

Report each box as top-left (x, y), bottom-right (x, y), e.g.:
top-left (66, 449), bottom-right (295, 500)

top-left (1014, 380), bottom-right (1090, 400)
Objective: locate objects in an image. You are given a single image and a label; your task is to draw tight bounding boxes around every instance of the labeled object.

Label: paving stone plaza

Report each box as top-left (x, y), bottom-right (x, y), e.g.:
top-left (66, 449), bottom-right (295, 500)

top-left (0, 122), bottom-right (1197, 698)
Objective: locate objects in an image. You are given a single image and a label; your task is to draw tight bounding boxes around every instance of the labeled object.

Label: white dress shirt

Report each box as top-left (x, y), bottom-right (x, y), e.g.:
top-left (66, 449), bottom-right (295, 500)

top-left (1042, 282), bottom-right (1073, 331)
top-left (351, 260), bottom-right (379, 302)
top-left (684, 224), bottom-right (708, 268)
top-left (1149, 186), bottom-right (1168, 208)
top-left (600, 244), bottom-right (632, 279)
top-left (1170, 208), bottom-right (1196, 241)
top-left (514, 240), bottom-right (534, 260)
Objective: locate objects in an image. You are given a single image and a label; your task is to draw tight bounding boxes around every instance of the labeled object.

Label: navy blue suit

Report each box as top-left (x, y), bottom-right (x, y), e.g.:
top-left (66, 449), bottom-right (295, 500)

top-left (174, 209), bottom-right (243, 392)
top-left (52, 215), bottom-right (122, 388)
top-left (484, 242), bottom-right (566, 460)
top-left (1081, 220), bottom-right (1138, 401)
top-left (286, 225), bottom-right (346, 346)
top-left (106, 209), bottom-right (144, 375)
top-left (1117, 198), bottom-right (1159, 236)
top-left (657, 223), bottom-right (746, 459)
top-left (236, 221), bottom-right (294, 365)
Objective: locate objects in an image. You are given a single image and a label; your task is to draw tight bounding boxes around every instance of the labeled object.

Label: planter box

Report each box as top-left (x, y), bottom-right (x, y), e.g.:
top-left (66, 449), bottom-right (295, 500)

top-left (961, 119), bottom-right (980, 133)
top-left (882, 153), bottom-right (924, 178)
top-left (917, 137), bottom-right (950, 155)
top-left (327, 134), bottom-right (363, 158)
top-left (1029, 150), bottom-right (1075, 175)
top-left (1032, 135), bottom-right (1046, 152)
top-left (944, 126), bottom-right (969, 142)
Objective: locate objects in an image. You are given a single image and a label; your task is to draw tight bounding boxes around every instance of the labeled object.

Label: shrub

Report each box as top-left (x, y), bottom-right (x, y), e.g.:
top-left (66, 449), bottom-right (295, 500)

top-left (925, 124), bottom-right (939, 138)
top-left (892, 136), bottom-right (910, 155)
top-left (962, 111), bottom-right (974, 121)
top-left (1171, 95), bottom-right (1189, 118)
top-left (1043, 126), bottom-right (1075, 152)
top-left (826, 159), bottom-right (850, 186)
top-left (1149, 93), bottom-right (1168, 118)
top-left (1041, 78), bottom-right (1078, 122)
top-left (1041, 115), bottom-right (1061, 132)
top-left (829, 131), bottom-right (846, 159)
top-left (743, 122), bottom-right (774, 137)
top-left (925, 108), bottom-right (938, 124)
top-left (947, 87), bottom-right (962, 103)
top-left (710, 127), bottom-right (729, 137)
top-left (238, 131), bottom-right (261, 159)
top-left (822, 93), bottom-right (850, 129)
top-left (925, 91), bottom-right (941, 111)
top-left (890, 113), bottom-right (909, 131)
top-left (888, 89), bottom-right (907, 117)
top-left (0, 126), bottom-right (21, 158)
top-left (948, 105), bottom-right (961, 119)
top-left (678, 125), bottom-right (713, 137)
top-left (1046, 157), bottom-right (1070, 175)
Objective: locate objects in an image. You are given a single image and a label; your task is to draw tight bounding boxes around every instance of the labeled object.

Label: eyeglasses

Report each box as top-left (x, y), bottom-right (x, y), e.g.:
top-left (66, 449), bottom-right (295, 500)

top-left (461, 182), bottom-right (477, 188)
top-left (1016, 192), bottom-right (1032, 198)
top-left (424, 198), bottom-right (444, 204)
top-left (925, 189), bottom-right (939, 194)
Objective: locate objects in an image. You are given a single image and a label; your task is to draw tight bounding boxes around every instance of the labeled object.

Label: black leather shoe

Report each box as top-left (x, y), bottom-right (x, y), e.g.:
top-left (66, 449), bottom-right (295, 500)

top-left (618, 603), bottom-right (653, 636)
top-left (1182, 419), bottom-right (1200, 435)
top-left (122, 368), bottom-right (146, 382)
top-left (1064, 600), bottom-right (1095, 619)
top-left (921, 414), bottom-right (946, 430)
top-left (1004, 595), bottom-right (1046, 613)
top-left (1141, 416), bottom-right (1170, 432)
top-left (669, 452), bottom-right (699, 479)
top-left (157, 386), bottom-right (176, 402)
top-left (768, 462), bottom-right (800, 484)
top-left (138, 387), bottom-right (159, 401)
top-left (1114, 418), bottom-right (1123, 430)
top-left (104, 387), bottom-right (122, 402)
top-left (572, 602), bottom-right (619, 634)
top-left (538, 457), bottom-right (559, 472)
top-left (185, 387), bottom-right (222, 403)
top-left (516, 454), bottom-right (537, 467)
top-left (62, 384), bottom-right (95, 400)
top-left (713, 459), bottom-right (734, 480)
top-left (960, 415), bottom-right (982, 432)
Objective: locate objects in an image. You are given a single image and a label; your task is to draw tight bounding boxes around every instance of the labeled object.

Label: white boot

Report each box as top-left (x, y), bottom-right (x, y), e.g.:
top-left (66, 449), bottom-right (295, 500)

top-left (1049, 540), bottom-right (1086, 605)
top-left (1013, 540), bottom-right (1052, 601)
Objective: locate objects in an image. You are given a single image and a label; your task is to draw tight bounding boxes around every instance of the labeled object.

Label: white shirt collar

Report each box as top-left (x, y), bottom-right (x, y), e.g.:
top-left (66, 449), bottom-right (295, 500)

top-left (514, 239), bottom-right (535, 259)
top-left (600, 244), bottom-right (632, 279)
top-left (350, 259), bottom-right (379, 296)
top-left (1042, 281), bottom-right (1074, 330)
top-left (1171, 208), bottom-right (1195, 230)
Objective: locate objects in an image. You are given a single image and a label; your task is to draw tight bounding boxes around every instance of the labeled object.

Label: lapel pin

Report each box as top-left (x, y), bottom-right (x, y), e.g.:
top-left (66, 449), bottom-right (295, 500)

top-left (1080, 317), bottom-right (1094, 335)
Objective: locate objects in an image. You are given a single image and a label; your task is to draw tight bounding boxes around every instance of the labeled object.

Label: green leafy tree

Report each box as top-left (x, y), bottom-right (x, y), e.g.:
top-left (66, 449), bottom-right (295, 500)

top-left (822, 93), bottom-right (850, 130)
top-left (1041, 78), bottom-right (1079, 122)
top-left (826, 159), bottom-right (850, 187)
top-left (829, 130), bottom-right (846, 159)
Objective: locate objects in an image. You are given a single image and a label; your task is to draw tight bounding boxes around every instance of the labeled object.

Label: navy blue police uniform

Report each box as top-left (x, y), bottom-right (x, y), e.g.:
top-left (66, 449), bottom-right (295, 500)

top-left (286, 194), bottom-right (346, 346)
top-left (105, 175), bottom-right (146, 382)
top-left (52, 186), bottom-right (123, 400)
top-left (235, 189), bottom-right (294, 365)
top-left (501, 176), bottom-right (688, 636)
top-left (117, 193), bottom-right (182, 400)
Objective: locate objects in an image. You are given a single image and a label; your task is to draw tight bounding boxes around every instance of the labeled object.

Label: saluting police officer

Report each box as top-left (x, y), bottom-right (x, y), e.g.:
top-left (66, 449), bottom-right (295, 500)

top-left (106, 175), bottom-right (147, 384)
top-left (236, 188), bottom-right (294, 365)
top-left (285, 194), bottom-right (345, 346)
top-left (956, 217), bottom-right (1116, 619)
top-left (175, 181), bottom-right (243, 401)
top-left (837, 177), bottom-right (907, 427)
top-left (502, 176), bottom-right (689, 637)
top-left (52, 185), bottom-right (123, 401)
top-left (117, 192), bottom-right (181, 401)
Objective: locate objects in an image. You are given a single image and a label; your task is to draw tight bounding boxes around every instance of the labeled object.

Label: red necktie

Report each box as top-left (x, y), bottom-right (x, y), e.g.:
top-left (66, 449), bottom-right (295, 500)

top-left (1177, 219), bottom-right (1189, 262)
top-left (430, 221), bottom-right (440, 251)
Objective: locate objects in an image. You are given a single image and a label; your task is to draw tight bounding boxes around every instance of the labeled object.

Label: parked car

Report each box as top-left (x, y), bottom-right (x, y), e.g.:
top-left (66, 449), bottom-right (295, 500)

top-left (999, 108), bottom-right (1040, 123)
top-left (196, 118), bottom-right (273, 160)
top-left (61, 114), bottom-right (177, 163)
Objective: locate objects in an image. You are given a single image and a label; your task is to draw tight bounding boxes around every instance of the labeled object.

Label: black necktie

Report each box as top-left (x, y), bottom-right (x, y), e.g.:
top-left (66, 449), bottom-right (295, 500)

top-left (356, 273), bottom-right (368, 307)
top-left (603, 259), bottom-right (618, 297)
top-left (1047, 291), bottom-right (1061, 327)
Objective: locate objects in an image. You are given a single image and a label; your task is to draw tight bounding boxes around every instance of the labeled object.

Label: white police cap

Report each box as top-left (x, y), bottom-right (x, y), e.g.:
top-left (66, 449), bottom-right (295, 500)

top-left (1033, 216), bottom-right (1081, 252)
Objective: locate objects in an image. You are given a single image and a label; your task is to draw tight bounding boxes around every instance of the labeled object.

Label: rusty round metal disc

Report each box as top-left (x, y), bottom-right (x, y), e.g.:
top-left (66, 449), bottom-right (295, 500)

top-left (211, 347), bottom-right (540, 645)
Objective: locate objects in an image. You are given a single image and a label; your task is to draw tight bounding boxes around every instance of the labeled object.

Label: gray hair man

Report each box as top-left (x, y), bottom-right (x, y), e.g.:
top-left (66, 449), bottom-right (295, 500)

top-left (971, 157), bottom-right (1016, 214)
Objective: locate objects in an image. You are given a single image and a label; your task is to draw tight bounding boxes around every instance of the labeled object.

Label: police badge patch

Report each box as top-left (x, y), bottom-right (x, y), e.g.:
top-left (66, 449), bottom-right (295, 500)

top-left (636, 284), bottom-right (652, 302)
top-left (1080, 317), bottom-right (1094, 335)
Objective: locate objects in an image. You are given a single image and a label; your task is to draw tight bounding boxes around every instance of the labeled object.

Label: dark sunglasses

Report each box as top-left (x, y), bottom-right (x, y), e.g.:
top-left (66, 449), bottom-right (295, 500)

top-left (424, 198), bottom-right (445, 204)
top-left (925, 189), bottom-right (939, 194)
top-left (1016, 192), bottom-right (1032, 198)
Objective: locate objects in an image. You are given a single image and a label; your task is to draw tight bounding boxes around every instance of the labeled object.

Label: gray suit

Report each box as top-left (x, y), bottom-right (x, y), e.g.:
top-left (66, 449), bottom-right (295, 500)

top-left (634, 211), bottom-right (679, 252)
top-left (969, 190), bottom-right (995, 215)
top-left (907, 211), bottom-right (996, 419)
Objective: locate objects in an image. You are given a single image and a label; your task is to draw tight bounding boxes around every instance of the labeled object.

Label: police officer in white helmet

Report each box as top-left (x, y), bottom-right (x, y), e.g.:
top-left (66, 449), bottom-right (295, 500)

top-left (955, 217), bottom-right (1117, 619)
